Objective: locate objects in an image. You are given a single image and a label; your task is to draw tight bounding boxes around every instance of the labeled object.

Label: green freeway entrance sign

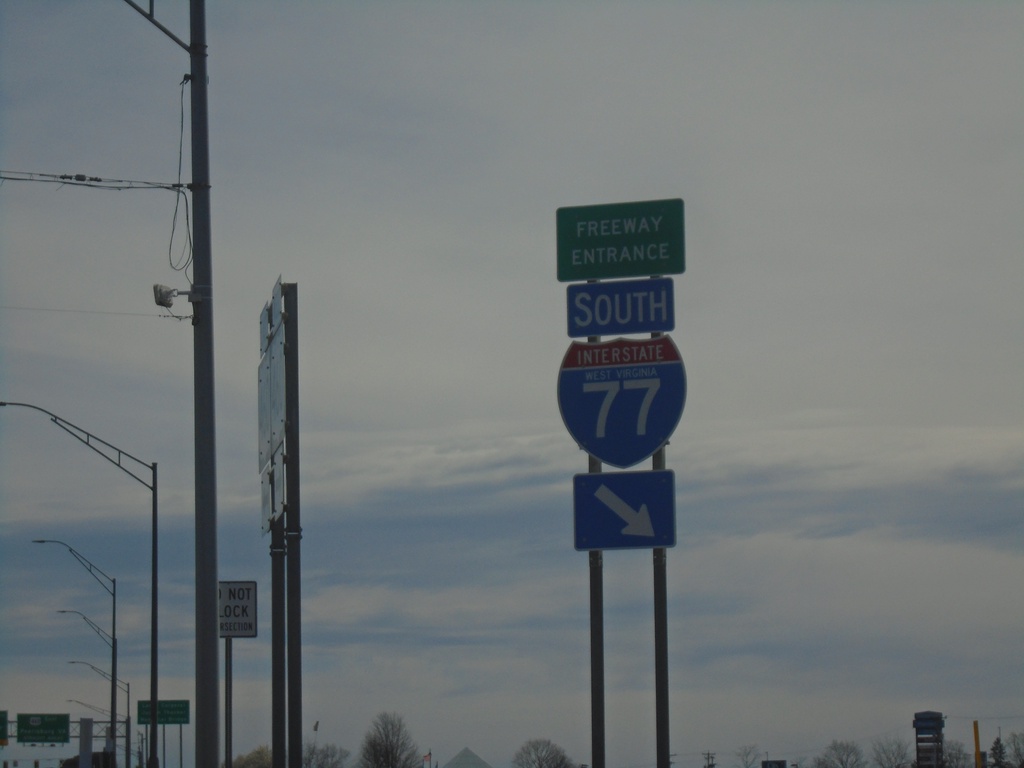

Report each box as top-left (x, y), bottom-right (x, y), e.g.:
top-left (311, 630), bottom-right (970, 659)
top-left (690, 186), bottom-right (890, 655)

top-left (138, 700), bottom-right (190, 725)
top-left (17, 714), bottom-right (70, 743)
top-left (557, 198), bottom-right (684, 282)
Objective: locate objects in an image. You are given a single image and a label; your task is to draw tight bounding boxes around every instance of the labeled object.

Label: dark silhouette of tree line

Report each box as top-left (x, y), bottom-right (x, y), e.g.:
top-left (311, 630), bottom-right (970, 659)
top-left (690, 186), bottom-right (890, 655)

top-left (225, 711), bottom-right (575, 768)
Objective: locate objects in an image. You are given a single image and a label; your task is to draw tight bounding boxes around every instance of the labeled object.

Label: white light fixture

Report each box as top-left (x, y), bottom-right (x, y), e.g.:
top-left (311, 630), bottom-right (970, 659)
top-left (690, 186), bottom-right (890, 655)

top-left (153, 284), bottom-right (195, 308)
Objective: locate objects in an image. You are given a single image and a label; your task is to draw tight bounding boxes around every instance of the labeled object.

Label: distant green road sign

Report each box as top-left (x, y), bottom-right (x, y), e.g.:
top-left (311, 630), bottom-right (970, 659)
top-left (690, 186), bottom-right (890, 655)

top-left (17, 714), bottom-right (70, 743)
top-left (557, 198), bottom-right (684, 281)
top-left (138, 700), bottom-right (190, 725)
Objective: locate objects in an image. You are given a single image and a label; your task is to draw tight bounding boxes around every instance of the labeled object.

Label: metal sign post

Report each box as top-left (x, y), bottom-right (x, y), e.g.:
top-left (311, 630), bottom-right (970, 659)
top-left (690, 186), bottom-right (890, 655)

top-left (258, 280), bottom-right (302, 768)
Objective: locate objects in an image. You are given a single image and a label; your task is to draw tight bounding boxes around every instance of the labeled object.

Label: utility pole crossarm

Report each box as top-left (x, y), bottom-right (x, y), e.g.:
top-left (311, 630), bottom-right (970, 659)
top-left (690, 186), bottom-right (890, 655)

top-left (119, 0), bottom-right (189, 52)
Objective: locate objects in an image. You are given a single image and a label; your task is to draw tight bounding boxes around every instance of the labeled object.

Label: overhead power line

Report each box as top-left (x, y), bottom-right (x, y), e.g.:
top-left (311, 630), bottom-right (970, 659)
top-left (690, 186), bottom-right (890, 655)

top-left (0, 169), bottom-right (185, 191)
top-left (0, 304), bottom-right (186, 320)
top-left (0, 167), bottom-right (195, 278)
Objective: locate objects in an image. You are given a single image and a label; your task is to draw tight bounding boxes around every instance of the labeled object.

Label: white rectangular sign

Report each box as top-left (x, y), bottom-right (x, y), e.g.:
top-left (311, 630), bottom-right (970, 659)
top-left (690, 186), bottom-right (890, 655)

top-left (219, 580), bottom-right (258, 638)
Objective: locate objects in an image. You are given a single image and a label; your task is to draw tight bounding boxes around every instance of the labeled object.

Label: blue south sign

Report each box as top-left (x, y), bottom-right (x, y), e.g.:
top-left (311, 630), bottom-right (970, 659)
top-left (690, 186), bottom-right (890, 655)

top-left (557, 336), bottom-right (686, 468)
top-left (567, 276), bottom-right (674, 337)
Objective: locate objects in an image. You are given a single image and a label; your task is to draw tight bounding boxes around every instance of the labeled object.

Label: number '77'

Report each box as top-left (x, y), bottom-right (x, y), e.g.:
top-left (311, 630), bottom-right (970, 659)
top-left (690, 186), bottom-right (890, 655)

top-left (581, 379), bottom-right (661, 438)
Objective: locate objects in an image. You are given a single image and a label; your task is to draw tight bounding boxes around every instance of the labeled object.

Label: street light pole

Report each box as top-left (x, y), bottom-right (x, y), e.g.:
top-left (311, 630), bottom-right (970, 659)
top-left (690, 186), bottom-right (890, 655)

top-left (69, 660), bottom-right (131, 768)
top-left (34, 541), bottom-right (116, 759)
top-left (60, 611), bottom-right (131, 768)
top-left (2, 401), bottom-right (160, 768)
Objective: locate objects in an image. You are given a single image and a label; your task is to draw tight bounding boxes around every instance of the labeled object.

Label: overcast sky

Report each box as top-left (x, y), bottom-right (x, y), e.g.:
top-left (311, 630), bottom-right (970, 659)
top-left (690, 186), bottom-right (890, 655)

top-left (1, 3), bottom-right (1022, 768)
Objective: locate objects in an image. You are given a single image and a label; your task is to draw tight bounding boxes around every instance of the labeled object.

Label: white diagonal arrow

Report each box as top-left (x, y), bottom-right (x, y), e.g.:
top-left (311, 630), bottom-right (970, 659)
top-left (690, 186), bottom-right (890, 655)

top-left (594, 484), bottom-right (655, 537)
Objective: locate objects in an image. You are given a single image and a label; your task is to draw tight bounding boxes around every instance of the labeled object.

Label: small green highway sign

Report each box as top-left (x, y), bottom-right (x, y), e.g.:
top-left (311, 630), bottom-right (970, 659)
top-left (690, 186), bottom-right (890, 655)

top-left (16, 714), bottom-right (70, 743)
top-left (557, 198), bottom-right (684, 282)
top-left (138, 699), bottom-right (190, 725)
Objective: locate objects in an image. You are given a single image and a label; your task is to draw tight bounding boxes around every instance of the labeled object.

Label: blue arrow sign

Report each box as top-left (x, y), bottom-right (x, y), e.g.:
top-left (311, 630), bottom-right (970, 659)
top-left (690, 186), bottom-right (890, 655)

top-left (574, 470), bottom-right (676, 550)
top-left (566, 277), bottom-right (675, 337)
top-left (557, 336), bottom-right (686, 468)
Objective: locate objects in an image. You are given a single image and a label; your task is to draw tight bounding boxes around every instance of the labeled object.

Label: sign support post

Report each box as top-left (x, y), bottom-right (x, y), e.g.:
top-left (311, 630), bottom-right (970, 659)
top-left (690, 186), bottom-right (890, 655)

top-left (225, 636), bottom-right (233, 768)
top-left (259, 279), bottom-right (301, 768)
top-left (271, 518), bottom-right (286, 768)
top-left (584, 315), bottom-right (605, 768)
top-left (653, 445), bottom-right (670, 768)
top-left (283, 282), bottom-right (303, 768)
top-left (588, 435), bottom-right (606, 768)
top-left (649, 321), bottom-right (670, 768)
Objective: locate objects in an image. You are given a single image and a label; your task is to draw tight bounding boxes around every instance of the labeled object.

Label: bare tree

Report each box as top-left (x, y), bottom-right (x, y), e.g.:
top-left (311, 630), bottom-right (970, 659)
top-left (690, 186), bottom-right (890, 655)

top-left (304, 742), bottom-right (350, 768)
top-left (358, 712), bottom-right (420, 768)
top-left (735, 746), bottom-right (761, 768)
top-left (512, 739), bottom-right (574, 768)
top-left (944, 740), bottom-right (970, 768)
top-left (1006, 732), bottom-right (1024, 768)
top-left (814, 741), bottom-right (867, 768)
top-left (872, 736), bottom-right (911, 768)
top-left (230, 746), bottom-right (272, 768)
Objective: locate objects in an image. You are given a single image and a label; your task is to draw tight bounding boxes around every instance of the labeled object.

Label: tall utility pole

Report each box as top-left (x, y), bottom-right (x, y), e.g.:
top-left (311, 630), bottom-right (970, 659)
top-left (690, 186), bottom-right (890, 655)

top-left (121, 3), bottom-right (218, 768)
top-left (187, 7), bottom-right (220, 768)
